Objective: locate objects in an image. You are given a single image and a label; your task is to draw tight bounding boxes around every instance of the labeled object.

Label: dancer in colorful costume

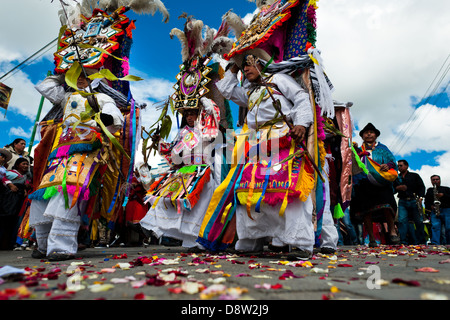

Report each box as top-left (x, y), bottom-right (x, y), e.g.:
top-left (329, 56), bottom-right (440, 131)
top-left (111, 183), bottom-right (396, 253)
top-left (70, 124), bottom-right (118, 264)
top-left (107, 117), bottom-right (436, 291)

top-left (28, 0), bottom-right (169, 261)
top-left (139, 16), bottom-right (227, 252)
top-left (197, 0), bottom-right (342, 258)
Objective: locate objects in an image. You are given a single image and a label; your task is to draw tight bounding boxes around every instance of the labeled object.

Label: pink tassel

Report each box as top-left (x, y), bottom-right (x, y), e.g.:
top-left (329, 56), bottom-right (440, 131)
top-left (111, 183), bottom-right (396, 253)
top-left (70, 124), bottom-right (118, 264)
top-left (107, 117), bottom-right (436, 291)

top-left (57, 185), bottom-right (91, 201)
top-left (316, 105), bottom-right (326, 141)
top-left (56, 145), bottom-right (71, 158)
top-left (307, 6), bottom-right (317, 28)
top-left (121, 57), bottom-right (130, 76)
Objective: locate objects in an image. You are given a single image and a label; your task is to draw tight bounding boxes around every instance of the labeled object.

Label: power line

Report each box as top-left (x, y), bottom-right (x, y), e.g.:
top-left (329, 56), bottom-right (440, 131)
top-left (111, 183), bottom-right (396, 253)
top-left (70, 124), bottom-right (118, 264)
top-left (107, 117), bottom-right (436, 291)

top-left (395, 77), bottom-right (450, 155)
top-left (390, 54), bottom-right (450, 150)
top-left (390, 54), bottom-right (450, 155)
top-left (0, 38), bottom-right (57, 82)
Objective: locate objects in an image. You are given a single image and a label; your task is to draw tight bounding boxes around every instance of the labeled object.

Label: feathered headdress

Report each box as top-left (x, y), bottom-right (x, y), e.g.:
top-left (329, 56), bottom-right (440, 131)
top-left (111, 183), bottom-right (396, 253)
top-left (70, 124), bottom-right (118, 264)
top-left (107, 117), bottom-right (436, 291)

top-left (170, 15), bottom-right (216, 113)
top-left (169, 14), bottom-right (217, 63)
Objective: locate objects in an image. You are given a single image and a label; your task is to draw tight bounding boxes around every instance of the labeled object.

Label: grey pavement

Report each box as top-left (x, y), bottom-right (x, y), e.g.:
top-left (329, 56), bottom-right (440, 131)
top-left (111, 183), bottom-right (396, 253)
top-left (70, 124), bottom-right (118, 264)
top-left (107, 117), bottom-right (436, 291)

top-left (1, 243), bottom-right (449, 305)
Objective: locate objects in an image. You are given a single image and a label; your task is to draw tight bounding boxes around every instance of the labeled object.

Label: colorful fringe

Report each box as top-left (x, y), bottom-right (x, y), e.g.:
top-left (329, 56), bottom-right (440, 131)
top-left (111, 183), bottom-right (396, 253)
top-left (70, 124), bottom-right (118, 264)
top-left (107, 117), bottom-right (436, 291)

top-left (284, 0), bottom-right (318, 58)
top-left (145, 165), bottom-right (211, 212)
top-left (197, 125), bottom-right (317, 251)
top-left (48, 140), bottom-right (102, 160)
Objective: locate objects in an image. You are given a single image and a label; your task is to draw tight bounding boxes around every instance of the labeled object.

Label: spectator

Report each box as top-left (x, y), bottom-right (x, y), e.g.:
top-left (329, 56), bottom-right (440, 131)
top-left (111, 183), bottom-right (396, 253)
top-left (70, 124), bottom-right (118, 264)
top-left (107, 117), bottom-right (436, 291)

top-left (350, 123), bottom-right (400, 247)
top-left (425, 175), bottom-right (450, 245)
top-left (0, 158), bottom-right (32, 249)
top-left (3, 138), bottom-right (31, 170)
top-left (0, 147), bottom-right (12, 184)
top-left (394, 159), bottom-right (426, 244)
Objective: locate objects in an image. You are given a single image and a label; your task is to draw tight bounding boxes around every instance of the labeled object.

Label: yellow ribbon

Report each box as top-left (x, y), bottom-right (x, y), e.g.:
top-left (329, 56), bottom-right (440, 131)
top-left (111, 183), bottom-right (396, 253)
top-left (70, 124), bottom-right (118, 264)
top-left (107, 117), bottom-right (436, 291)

top-left (199, 124), bottom-right (249, 238)
top-left (279, 140), bottom-right (295, 216)
top-left (221, 203), bottom-right (233, 224)
top-left (70, 153), bottom-right (87, 209)
top-left (246, 163), bottom-right (259, 220)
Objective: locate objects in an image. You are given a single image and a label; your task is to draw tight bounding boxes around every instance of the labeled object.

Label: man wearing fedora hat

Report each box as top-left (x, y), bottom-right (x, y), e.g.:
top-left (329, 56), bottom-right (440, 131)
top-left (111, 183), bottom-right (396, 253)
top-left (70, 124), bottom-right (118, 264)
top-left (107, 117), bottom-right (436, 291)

top-left (359, 123), bottom-right (380, 139)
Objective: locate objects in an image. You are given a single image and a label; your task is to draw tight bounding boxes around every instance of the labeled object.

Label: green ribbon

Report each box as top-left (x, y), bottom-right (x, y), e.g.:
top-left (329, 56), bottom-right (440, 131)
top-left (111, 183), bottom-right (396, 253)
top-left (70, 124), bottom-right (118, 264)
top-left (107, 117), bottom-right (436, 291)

top-left (94, 113), bottom-right (130, 160)
top-left (333, 203), bottom-right (345, 219)
top-left (351, 144), bottom-right (369, 175)
top-left (62, 156), bottom-right (73, 209)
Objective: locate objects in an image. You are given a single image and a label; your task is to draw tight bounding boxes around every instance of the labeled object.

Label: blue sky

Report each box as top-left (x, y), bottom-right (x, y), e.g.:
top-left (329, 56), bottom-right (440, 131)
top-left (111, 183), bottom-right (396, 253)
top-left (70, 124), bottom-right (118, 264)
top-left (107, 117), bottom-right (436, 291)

top-left (1, 0), bottom-right (449, 189)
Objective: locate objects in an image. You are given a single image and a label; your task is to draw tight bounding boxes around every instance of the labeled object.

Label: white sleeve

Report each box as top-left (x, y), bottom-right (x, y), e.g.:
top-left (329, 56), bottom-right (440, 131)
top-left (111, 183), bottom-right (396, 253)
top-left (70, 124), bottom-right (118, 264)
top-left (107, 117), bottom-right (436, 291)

top-left (97, 93), bottom-right (124, 133)
top-left (34, 74), bottom-right (66, 105)
top-left (215, 70), bottom-right (249, 108)
top-left (275, 74), bottom-right (313, 128)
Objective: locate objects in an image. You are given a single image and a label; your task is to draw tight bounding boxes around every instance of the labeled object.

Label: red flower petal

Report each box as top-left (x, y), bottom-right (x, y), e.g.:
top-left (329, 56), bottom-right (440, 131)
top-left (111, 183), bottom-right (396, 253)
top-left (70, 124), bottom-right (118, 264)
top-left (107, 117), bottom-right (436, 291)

top-left (392, 278), bottom-right (420, 287)
top-left (271, 283), bottom-right (283, 289)
top-left (134, 293), bottom-right (146, 300)
top-left (337, 264), bottom-right (353, 267)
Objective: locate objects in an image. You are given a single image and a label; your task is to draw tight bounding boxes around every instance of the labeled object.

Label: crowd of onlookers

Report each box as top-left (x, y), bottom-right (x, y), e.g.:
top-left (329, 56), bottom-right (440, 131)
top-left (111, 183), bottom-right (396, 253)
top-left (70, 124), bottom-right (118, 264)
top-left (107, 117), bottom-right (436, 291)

top-left (338, 158), bottom-right (449, 247)
top-left (0, 138), bottom-right (33, 250)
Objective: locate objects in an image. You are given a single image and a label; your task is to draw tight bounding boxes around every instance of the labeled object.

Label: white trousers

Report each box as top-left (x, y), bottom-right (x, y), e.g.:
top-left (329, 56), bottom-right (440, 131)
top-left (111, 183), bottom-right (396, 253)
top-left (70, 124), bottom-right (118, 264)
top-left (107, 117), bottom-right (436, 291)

top-left (235, 196), bottom-right (315, 252)
top-left (30, 193), bottom-right (84, 255)
top-left (140, 179), bottom-right (216, 249)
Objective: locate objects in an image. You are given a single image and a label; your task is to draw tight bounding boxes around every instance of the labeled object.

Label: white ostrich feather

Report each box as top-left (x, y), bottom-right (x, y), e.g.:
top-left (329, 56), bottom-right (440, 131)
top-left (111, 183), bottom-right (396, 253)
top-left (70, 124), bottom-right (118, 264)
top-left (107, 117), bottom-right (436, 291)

top-left (119, 0), bottom-right (169, 22)
top-left (186, 18), bottom-right (204, 56)
top-left (222, 10), bottom-right (247, 37)
top-left (210, 36), bottom-right (234, 57)
top-left (170, 28), bottom-right (190, 62)
top-left (98, 0), bottom-right (119, 12)
top-left (200, 26), bottom-right (215, 56)
top-left (247, 0), bottom-right (277, 9)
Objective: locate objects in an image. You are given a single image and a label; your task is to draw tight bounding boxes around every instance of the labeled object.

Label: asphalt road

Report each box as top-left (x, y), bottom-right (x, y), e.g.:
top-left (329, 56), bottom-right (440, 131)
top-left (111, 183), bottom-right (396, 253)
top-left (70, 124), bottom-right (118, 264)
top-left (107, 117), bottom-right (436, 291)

top-left (1, 244), bottom-right (449, 315)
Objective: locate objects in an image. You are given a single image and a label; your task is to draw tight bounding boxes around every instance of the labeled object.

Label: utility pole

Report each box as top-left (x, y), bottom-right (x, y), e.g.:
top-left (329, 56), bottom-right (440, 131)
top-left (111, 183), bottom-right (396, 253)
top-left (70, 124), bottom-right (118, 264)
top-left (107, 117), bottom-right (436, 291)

top-left (28, 70), bottom-right (52, 154)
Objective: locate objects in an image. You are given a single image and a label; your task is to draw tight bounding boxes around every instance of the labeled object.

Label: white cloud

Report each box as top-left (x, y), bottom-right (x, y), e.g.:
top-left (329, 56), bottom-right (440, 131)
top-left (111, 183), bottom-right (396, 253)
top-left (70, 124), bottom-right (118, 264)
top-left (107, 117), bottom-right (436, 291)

top-left (0, 1), bottom-right (60, 63)
top-left (317, 0), bottom-right (450, 133)
top-left (0, 66), bottom-right (54, 120)
top-left (389, 103), bottom-right (450, 155)
top-left (9, 126), bottom-right (31, 138)
top-left (316, 0), bottom-right (450, 171)
top-left (417, 152), bottom-right (450, 190)
top-left (0, 1), bottom-right (60, 120)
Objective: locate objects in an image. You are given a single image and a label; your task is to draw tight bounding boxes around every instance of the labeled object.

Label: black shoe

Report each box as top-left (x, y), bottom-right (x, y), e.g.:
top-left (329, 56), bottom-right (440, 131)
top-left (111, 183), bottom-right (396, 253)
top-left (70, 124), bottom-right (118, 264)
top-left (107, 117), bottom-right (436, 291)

top-left (369, 241), bottom-right (378, 248)
top-left (31, 249), bottom-right (46, 259)
top-left (268, 244), bottom-right (290, 253)
top-left (161, 237), bottom-right (182, 247)
top-left (47, 252), bottom-right (75, 261)
top-left (390, 235), bottom-right (401, 245)
top-left (288, 249), bottom-right (312, 261)
top-left (320, 247), bottom-right (336, 255)
top-left (128, 222), bottom-right (153, 239)
top-left (187, 246), bottom-right (205, 253)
